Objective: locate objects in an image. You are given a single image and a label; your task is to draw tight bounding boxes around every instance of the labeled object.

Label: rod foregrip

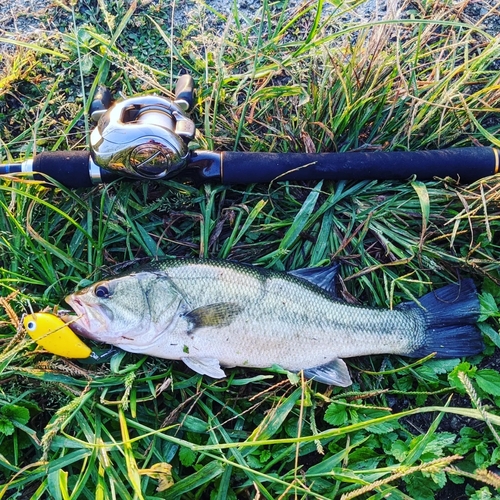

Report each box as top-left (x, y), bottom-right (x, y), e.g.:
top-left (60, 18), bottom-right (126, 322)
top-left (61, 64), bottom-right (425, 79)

top-left (31, 151), bottom-right (94, 187)
top-left (220, 147), bottom-right (500, 184)
top-left (31, 151), bottom-right (117, 187)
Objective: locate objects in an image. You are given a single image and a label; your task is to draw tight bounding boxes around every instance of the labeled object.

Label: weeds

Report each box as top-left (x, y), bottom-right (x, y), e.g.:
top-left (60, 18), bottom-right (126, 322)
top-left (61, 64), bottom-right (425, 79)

top-left (0, 0), bottom-right (499, 498)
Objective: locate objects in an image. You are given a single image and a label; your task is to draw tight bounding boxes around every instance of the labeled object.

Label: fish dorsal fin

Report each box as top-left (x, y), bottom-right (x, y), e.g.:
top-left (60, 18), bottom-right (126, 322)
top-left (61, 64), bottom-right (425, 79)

top-left (303, 358), bottom-right (352, 387)
top-left (288, 263), bottom-right (339, 296)
top-left (184, 303), bottom-right (242, 331)
top-left (182, 356), bottom-right (226, 379)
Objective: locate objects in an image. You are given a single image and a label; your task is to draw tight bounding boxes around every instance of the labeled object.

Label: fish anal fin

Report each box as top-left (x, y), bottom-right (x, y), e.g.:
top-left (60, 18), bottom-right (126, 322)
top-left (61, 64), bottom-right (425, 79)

top-left (303, 358), bottom-right (352, 387)
top-left (184, 302), bottom-right (242, 331)
top-left (182, 356), bottom-right (226, 379)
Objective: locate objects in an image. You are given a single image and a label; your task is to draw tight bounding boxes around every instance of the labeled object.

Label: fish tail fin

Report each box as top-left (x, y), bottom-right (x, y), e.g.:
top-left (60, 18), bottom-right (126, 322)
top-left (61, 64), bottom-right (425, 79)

top-left (403, 278), bottom-right (484, 358)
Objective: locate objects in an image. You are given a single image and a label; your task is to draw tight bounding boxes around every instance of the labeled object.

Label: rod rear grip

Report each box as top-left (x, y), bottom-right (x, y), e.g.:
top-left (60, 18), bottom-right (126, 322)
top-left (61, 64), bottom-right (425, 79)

top-left (220, 147), bottom-right (499, 184)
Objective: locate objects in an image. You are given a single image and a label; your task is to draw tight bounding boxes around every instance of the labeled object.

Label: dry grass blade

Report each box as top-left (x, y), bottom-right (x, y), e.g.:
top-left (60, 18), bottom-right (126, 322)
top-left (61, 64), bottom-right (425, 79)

top-left (341, 455), bottom-right (463, 500)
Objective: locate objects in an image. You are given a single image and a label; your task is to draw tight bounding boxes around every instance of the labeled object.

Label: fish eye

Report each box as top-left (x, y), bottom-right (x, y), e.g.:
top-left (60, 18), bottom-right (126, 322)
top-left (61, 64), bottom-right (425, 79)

top-left (95, 284), bottom-right (111, 299)
top-left (26, 321), bottom-right (36, 331)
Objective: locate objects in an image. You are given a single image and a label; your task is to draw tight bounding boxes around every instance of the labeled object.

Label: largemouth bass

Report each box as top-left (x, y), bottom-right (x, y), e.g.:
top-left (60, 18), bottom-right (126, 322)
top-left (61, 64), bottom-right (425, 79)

top-left (65, 259), bottom-right (483, 386)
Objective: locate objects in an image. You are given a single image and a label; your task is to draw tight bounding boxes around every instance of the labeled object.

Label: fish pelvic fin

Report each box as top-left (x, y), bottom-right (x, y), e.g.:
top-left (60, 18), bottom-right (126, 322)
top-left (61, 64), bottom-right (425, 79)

top-left (182, 356), bottom-right (226, 379)
top-left (303, 358), bottom-right (352, 387)
top-left (401, 278), bottom-right (484, 358)
top-left (184, 302), bottom-right (243, 332)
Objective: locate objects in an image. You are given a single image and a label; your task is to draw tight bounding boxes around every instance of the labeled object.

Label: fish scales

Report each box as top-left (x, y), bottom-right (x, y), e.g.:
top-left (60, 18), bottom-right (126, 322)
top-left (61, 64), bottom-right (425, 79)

top-left (158, 261), bottom-right (424, 364)
top-left (66, 258), bottom-right (484, 386)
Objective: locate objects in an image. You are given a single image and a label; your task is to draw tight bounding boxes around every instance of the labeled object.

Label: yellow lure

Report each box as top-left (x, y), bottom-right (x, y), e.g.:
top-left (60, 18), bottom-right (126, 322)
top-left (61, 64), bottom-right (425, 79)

top-left (23, 312), bottom-right (92, 359)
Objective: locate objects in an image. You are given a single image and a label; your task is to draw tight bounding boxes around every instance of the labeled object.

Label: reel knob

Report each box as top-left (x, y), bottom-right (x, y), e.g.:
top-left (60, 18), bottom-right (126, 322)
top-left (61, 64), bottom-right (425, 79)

top-left (89, 95), bottom-right (196, 179)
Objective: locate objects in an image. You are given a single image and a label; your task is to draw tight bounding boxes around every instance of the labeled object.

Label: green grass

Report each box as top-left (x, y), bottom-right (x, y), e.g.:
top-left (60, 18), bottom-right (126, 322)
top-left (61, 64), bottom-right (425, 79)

top-left (1, 0), bottom-right (500, 498)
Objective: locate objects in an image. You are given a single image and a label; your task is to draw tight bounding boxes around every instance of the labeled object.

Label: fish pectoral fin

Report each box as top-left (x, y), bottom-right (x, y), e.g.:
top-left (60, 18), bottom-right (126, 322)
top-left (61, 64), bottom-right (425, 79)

top-left (182, 356), bottom-right (226, 379)
top-left (184, 302), bottom-right (242, 331)
top-left (303, 358), bottom-right (352, 387)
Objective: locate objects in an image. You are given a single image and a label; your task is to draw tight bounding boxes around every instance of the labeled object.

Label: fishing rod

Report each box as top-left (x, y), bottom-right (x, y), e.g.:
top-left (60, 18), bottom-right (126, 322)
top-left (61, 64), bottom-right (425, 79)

top-left (1, 74), bottom-right (498, 188)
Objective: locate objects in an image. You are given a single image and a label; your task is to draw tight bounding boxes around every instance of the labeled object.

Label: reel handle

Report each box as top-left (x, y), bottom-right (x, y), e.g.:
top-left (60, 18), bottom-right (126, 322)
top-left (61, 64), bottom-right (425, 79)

top-left (174, 74), bottom-right (195, 111)
top-left (90, 86), bottom-right (113, 122)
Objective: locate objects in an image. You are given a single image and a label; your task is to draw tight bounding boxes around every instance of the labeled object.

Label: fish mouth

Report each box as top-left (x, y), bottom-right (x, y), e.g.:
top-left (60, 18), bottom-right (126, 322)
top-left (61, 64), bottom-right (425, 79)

top-left (65, 294), bottom-right (105, 337)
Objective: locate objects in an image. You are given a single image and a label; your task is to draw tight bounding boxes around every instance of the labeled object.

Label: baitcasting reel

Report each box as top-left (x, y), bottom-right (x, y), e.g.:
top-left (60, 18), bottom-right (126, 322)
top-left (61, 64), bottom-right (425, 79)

top-left (89, 75), bottom-right (196, 180)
